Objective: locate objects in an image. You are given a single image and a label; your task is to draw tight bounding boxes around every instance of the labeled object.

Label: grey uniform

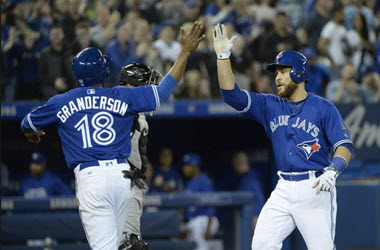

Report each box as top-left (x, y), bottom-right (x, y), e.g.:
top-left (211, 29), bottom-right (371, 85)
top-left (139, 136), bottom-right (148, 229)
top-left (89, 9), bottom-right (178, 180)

top-left (122, 113), bottom-right (149, 237)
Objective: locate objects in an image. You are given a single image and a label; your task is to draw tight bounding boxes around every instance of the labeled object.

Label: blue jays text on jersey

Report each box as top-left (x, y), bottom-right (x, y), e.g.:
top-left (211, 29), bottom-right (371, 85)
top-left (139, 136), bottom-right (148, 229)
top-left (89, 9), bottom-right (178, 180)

top-left (221, 84), bottom-right (353, 173)
top-left (21, 84), bottom-right (161, 169)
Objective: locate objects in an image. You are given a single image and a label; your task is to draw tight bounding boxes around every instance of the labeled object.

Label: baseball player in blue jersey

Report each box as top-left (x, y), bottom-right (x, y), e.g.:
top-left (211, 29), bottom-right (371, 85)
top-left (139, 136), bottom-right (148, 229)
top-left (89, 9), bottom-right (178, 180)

top-left (21, 21), bottom-right (205, 250)
top-left (213, 24), bottom-right (353, 250)
top-left (182, 153), bottom-right (219, 250)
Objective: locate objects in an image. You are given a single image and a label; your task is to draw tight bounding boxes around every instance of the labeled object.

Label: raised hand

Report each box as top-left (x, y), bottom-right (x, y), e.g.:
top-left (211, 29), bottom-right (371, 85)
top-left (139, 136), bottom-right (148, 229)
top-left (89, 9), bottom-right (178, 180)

top-left (213, 23), bottom-right (236, 60)
top-left (180, 21), bottom-right (205, 56)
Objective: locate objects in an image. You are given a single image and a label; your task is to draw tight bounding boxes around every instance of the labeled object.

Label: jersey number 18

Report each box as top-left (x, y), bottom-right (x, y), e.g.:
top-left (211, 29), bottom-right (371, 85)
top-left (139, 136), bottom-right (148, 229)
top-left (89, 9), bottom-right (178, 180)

top-left (74, 111), bottom-right (116, 148)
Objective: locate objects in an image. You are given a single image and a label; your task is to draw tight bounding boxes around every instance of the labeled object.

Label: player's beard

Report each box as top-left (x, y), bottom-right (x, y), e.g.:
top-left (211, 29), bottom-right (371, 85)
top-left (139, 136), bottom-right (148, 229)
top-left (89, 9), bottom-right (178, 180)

top-left (277, 81), bottom-right (298, 98)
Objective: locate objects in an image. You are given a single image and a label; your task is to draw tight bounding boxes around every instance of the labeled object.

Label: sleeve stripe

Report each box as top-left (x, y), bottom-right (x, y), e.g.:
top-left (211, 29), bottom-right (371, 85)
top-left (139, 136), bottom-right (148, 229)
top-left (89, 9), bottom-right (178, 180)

top-left (333, 139), bottom-right (353, 151)
top-left (238, 90), bottom-right (251, 114)
top-left (27, 113), bottom-right (39, 132)
top-left (152, 85), bottom-right (160, 111)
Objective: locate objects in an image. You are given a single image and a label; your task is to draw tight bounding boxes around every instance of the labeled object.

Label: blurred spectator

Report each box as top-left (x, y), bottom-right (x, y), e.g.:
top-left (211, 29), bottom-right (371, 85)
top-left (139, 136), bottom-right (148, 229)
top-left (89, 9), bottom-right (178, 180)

top-left (175, 70), bottom-right (210, 99)
top-left (61, 0), bottom-right (88, 44)
top-left (347, 13), bottom-right (376, 74)
top-left (319, 7), bottom-right (348, 70)
top-left (216, 152), bottom-right (266, 229)
top-left (258, 11), bottom-right (299, 62)
top-left (144, 162), bottom-right (154, 193)
top-left (153, 22), bottom-right (181, 63)
top-left (20, 152), bottom-right (72, 198)
top-left (27, 0), bottom-right (53, 40)
top-left (181, 0), bottom-right (201, 23)
top-left (233, 0), bottom-right (258, 38)
top-left (277, 0), bottom-right (304, 28)
top-left (250, 0), bottom-right (277, 23)
top-left (90, 4), bottom-right (119, 50)
top-left (361, 66), bottom-right (380, 103)
top-left (301, 46), bottom-right (331, 96)
top-left (326, 63), bottom-right (363, 104)
top-left (53, 0), bottom-right (68, 23)
top-left (1, 16), bottom-right (18, 102)
top-left (156, 0), bottom-right (183, 26)
top-left (151, 147), bottom-right (182, 193)
top-left (105, 21), bottom-right (141, 86)
top-left (248, 61), bottom-right (274, 94)
top-left (344, 0), bottom-right (375, 30)
top-left (231, 152), bottom-right (265, 228)
top-left (133, 18), bottom-right (163, 73)
top-left (38, 25), bottom-right (75, 98)
top-left (15, 30), bottom-right (44, 100)
top-left (204, 0), bottom-right (235, 27)
top-left (71, 22), bottom-right (97, 56)
top-left (182, 153), bottom-right (220, 250)
top-left (300, 0), bottom-right (334, 49)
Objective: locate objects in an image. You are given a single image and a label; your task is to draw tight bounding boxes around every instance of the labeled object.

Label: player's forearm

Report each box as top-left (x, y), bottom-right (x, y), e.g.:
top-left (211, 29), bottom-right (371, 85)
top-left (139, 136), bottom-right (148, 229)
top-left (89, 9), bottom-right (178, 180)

top-left (334, 146), bottom-right (352, 165)
top-left (330, 146), bottom-right (352, 174)
top-left (217, 59), bottom-right (235, 90)
top-left (168, 50), bottom-right (190, 82)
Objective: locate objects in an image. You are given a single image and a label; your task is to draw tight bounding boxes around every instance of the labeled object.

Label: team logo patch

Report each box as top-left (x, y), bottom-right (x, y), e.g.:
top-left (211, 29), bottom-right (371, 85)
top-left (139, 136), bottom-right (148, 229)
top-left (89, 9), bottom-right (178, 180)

top-left (341, 124), bottom-right (347, 132)
top-left (297, 138), bottom-right (321, 160)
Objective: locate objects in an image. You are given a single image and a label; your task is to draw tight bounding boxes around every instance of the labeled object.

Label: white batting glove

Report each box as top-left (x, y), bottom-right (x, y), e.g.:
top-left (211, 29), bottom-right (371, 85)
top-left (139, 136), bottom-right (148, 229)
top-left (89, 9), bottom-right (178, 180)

top-left (213, 23), bottom-right (236, 60)
top-left (312, 167), bottom-right (339, 195)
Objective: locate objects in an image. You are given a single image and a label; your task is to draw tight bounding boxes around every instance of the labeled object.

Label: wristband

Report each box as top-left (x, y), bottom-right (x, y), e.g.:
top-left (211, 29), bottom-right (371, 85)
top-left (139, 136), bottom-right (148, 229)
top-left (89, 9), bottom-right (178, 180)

top-left (328, 156), bottom-right (347, 174)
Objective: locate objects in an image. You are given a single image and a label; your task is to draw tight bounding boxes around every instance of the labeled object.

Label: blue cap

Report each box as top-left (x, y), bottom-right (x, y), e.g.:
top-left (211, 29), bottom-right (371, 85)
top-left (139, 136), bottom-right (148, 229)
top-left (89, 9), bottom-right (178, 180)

top-left (182, 153), bottom-right (202, 167)
top-left (300, 46), bottom-right (316, 59)
top-left (30, 152), bottom-right (46, 164)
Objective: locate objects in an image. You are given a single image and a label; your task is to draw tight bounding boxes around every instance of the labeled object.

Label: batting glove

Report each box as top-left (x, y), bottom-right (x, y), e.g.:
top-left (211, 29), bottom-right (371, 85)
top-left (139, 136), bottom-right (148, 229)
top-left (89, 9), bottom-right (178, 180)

top-left (213, 23), bottom-right (236, 60)
top-left (312, 167), bottom-right (339, 195)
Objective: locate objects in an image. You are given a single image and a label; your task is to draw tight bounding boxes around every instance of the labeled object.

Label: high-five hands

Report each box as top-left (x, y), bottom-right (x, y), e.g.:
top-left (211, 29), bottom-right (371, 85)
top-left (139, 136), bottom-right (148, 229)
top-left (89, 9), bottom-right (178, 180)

top-left (180, 21), bottom-right (205, 56)
top-left (213, 23), bottom-right (236, 60)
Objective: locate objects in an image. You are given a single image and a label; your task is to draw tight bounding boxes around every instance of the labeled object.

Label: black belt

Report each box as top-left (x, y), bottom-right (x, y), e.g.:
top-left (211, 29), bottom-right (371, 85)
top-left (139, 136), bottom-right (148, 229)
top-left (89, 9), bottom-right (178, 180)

top-left (280, 172), bottom-right (322, 181)
top-left (79, 158), bottom-right (128, 171)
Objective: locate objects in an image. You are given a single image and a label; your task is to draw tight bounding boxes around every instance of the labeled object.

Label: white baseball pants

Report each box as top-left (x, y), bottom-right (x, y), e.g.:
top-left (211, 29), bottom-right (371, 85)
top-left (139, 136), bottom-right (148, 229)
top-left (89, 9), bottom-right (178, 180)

top-left (75, 159), bottom-right (132, 250)
top-left (252, 171), bottom-right (337, 250)
top-left (187, 215), bottom-right (220, 250)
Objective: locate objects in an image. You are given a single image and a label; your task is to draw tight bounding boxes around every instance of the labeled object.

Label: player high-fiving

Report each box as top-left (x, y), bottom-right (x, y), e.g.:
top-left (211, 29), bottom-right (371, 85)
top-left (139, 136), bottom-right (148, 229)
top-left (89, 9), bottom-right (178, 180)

top-left (21, 21), bottom-right (205, 250)
top-left (213, 23), bottom-right (353, 250)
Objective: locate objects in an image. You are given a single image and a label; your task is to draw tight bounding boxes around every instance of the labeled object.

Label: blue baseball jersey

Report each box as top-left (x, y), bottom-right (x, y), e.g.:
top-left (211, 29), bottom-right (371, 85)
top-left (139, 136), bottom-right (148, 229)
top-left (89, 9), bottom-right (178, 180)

top-left (21, 85), bottom-right (160, 169)
top-left (21, 170), bottom-right (72, 198)
top-left (184, 173), bottom-right (215, 220)
top-left (222, 84), bottom-right (353, 172)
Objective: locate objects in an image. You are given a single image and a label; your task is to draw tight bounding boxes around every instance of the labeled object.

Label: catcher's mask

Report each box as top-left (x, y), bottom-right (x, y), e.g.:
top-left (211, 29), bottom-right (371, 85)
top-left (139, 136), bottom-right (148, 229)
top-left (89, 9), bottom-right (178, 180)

top-left (119, 63), bottom-right (162, 86)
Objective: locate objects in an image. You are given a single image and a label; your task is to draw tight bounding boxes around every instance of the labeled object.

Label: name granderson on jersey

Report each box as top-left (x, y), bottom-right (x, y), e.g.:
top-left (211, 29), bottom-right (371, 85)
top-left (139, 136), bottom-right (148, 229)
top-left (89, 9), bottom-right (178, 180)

top-left (57, 96), bottom-right (129, 123)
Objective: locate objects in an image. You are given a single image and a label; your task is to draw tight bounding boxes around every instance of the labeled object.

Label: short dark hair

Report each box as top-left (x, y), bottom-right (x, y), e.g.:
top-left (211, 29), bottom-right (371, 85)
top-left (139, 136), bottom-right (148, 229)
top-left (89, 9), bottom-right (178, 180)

top-left (76, 21), bottom-right (90, 30)
top-left (49, 24), bottom-right (63, 32)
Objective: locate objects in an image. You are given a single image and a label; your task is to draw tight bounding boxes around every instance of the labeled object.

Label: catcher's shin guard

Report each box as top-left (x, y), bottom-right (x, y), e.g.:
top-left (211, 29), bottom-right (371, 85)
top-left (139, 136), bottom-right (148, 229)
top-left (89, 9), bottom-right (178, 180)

top-left (118, 233), bottom-right (150, 250)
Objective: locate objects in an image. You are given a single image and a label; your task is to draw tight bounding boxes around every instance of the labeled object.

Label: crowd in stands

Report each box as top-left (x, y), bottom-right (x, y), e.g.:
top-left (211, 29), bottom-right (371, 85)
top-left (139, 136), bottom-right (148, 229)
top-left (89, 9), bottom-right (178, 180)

top-left (1, 0), bottom-right (380, 103)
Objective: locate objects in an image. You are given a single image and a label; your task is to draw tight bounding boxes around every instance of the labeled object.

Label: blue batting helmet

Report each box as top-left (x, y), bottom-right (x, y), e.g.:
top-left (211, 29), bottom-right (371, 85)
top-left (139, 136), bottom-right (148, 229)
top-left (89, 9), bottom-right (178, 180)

top-left (266, 50), bottom-right (309, 83)
top-left (72, 47), bottom-right (111, 87)
top-left (182, 153), bottom-right (202, 167)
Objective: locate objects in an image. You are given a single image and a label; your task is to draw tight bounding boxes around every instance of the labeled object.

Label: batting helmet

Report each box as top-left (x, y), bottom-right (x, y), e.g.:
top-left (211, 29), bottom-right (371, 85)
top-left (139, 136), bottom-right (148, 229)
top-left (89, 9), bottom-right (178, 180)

top-left (266, 50), bottom-right (309, 83)
top-left (119, 63), bottom-right (162, 86)
top-left (72, 47), bottom-right (111, 87)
